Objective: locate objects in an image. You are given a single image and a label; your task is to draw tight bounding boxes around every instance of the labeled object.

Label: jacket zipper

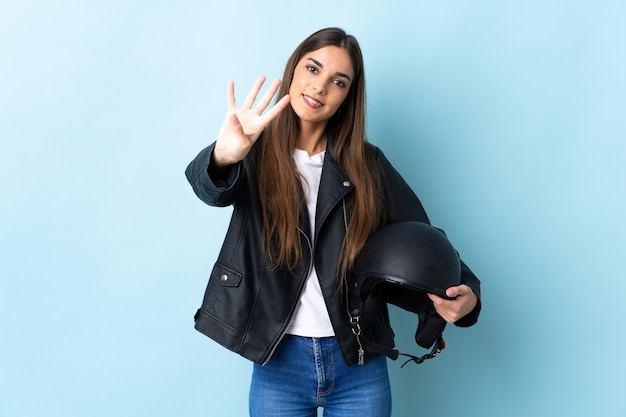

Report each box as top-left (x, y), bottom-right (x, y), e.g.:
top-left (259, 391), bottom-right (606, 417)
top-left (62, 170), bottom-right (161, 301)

top-left (261, 226), bottom-right (314, 365)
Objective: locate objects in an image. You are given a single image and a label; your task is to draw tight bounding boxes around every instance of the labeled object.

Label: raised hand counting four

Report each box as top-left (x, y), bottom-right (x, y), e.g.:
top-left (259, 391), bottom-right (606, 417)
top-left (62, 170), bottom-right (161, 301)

top-left (213, 76), bottom-right (291, 167)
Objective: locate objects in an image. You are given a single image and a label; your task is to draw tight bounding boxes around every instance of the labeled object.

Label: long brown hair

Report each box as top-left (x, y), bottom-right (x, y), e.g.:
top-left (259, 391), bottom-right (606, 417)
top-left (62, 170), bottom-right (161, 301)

top-left (258, 27), bottom-right (382, 287)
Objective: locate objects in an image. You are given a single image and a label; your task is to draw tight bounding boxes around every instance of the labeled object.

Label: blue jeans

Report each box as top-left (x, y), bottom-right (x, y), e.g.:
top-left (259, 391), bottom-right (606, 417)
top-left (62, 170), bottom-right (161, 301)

top-left (249, 335), bottom-right (392, 417)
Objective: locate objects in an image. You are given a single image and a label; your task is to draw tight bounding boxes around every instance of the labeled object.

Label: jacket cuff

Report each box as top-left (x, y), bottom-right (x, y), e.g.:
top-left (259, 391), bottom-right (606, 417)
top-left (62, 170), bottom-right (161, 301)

top-left (207, 147), bottom-right (239, 188)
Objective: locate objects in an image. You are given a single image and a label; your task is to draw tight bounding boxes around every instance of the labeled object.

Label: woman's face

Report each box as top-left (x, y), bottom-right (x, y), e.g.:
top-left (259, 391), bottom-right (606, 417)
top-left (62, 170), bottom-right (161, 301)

top-left (288, 45), bottom-right (354, 128)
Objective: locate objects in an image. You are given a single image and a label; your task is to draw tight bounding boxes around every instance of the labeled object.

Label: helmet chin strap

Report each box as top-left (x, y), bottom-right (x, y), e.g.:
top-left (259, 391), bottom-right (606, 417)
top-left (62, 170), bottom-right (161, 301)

top-left (348, 308), bottom-right (447, 367)
top-left (399, 336), bottom-right (446, 367)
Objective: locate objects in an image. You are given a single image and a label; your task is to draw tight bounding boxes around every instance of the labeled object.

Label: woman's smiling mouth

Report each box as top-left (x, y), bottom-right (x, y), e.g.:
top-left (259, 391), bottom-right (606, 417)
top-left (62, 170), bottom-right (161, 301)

top-left (302, 94), bottom-right (323, 109)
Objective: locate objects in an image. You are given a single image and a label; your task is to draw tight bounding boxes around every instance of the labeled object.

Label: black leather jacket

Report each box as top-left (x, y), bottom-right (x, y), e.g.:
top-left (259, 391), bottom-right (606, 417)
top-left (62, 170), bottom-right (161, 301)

top-left (185, 139), bottom-right (481, 366)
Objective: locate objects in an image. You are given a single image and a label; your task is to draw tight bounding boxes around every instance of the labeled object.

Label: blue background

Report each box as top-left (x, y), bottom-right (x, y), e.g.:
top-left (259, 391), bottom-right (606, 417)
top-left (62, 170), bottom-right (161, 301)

top-left (1, 1), bottom-right (625, 416)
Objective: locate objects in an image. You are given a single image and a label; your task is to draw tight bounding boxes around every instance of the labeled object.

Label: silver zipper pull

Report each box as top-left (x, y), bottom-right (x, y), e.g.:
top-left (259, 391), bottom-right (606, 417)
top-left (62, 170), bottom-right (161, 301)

top-left (358, 348), bottom-right (365, 365)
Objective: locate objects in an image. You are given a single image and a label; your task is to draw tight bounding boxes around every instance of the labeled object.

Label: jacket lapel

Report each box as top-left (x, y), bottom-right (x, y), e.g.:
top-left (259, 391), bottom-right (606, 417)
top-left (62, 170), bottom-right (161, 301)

top-left (314, 150), bottom-right (353, 239)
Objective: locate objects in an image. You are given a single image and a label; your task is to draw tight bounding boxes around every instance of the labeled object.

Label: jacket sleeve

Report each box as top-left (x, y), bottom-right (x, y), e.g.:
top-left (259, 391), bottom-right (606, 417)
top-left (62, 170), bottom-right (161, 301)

top-left (185, 142), bottom-right (243, 207)
top-left (375, 147), bottom-right (482, 327)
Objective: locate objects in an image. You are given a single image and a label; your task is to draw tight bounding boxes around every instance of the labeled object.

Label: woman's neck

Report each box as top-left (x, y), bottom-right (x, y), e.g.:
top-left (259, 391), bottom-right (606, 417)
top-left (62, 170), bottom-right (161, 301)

top-left (296, 122), bottom-right (328, 155)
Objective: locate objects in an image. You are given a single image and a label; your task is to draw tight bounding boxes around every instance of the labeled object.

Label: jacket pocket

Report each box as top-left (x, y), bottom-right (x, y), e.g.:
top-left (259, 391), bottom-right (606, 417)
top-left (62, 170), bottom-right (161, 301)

top-left (198, 262), bottom-right (249, 333)
top-left (211, 263), bottom-right (243, 287)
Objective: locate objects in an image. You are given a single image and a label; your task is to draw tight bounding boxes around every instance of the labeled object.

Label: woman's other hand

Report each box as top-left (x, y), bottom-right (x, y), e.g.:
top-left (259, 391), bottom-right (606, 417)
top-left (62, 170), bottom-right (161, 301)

top-left (428, 285), bottom-right (478, 324)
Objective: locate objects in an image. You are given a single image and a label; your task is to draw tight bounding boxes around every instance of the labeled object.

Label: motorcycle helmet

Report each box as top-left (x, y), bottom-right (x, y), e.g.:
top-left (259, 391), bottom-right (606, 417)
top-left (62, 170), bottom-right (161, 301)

top-left (348, 221), bottom-right (462, 366)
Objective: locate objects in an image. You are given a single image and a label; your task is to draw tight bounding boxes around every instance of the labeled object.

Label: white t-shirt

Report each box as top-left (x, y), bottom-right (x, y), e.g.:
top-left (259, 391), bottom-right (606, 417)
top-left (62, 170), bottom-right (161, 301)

top-left (285, 148), bottom-right (335, 337)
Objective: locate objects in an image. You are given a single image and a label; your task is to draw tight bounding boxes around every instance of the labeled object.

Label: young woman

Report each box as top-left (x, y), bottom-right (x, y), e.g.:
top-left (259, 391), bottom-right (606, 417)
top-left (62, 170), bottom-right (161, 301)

top-left (186, 27), bottom-right (481, 417)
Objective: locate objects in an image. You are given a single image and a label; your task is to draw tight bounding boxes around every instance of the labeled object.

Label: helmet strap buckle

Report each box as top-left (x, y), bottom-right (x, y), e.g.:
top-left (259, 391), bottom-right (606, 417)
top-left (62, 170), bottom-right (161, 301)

top-left (349, 315), bottom-right (366, 365)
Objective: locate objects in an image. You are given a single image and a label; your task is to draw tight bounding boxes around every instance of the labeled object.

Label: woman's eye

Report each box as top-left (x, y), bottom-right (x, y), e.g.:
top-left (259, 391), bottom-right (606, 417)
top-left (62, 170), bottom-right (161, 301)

top-left (306, 65), bottom-right (317, 73)
top-left (333, 79), bottom-right (346, 88)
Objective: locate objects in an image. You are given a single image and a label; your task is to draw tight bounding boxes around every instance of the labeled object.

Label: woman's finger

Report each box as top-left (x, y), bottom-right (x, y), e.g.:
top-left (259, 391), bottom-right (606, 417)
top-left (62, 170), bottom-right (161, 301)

top-left (255, 79), bottom-right (282, 113)
top-left (242, 75), bottom-right (266, 109)
top-left (228, 112), bottom-right (246, 137)
top-left (227, 80), bottom-right (236, 111)
top-left (260, 94), bottom-right (291, 125)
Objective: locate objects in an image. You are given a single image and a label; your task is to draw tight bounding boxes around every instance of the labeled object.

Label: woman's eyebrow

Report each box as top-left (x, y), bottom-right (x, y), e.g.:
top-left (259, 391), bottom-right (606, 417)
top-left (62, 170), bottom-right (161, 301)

top-left (306, 57), bottom-right (352, 82)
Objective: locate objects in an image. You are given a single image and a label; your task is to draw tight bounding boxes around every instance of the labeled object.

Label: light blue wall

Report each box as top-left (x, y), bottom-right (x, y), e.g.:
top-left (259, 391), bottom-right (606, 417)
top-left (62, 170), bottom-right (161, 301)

top-left (1, 1), bottom-right (624, 416)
